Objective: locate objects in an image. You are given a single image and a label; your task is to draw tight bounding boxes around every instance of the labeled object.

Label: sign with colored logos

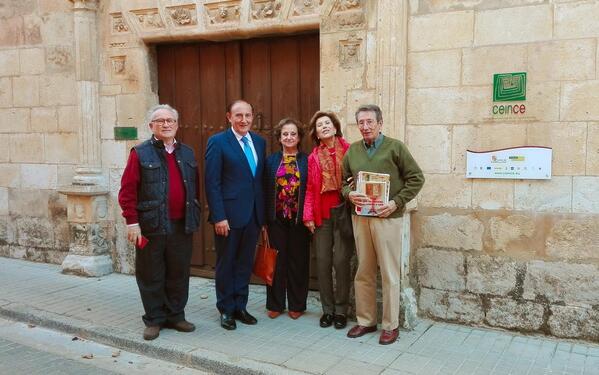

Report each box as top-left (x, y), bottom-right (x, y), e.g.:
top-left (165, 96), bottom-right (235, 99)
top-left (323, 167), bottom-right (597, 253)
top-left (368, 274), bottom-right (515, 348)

top-left (466, 146), bottom-right (552, 180)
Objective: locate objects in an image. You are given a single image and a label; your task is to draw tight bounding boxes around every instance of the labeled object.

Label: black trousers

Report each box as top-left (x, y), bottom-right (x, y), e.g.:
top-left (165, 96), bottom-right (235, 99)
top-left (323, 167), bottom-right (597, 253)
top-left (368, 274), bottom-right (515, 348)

top-left (266, 219), bottom-right (310, 312)
top-left (135, 220), bottom-right (193, 327)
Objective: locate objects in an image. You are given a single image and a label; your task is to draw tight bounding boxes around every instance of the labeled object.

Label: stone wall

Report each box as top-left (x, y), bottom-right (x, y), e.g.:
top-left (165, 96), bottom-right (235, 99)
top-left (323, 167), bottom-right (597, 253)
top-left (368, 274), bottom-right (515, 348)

top-left (407, 0), bottom-right (599, 341)
top-left (0, 0), bottom-right (78, 264)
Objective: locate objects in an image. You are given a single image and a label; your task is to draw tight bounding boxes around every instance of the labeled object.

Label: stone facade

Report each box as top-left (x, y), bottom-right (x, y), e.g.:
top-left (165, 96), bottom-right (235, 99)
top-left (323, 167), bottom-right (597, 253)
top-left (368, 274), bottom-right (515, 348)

top-left (407, 0), bottom-right (599, 342)
top-left (1, 0), bottom-right (599, 341)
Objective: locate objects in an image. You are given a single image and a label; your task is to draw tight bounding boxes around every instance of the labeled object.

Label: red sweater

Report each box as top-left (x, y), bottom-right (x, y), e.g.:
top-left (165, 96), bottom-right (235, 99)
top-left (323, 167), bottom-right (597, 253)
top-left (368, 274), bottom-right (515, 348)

top-left (118, 149), bottom-right (185, 225)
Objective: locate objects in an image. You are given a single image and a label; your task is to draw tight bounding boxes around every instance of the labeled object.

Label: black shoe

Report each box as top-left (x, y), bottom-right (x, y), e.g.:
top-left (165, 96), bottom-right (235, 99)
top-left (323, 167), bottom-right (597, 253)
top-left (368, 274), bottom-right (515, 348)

top-left (333, 314), bottom-right (347, 329)
top-left (233, 309), bottom-right (257, 325)
top-left (319, 313), bottom-right (334, 328)
top-left (220, 313), bottom-right (236, 330)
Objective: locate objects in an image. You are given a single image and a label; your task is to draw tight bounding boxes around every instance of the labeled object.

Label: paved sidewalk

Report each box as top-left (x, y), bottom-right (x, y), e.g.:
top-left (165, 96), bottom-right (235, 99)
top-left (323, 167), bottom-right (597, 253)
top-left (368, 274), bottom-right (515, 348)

top-left (1, 258), bottom-right (598, 375)
top-left (0, 317), bottom-right (210, 375)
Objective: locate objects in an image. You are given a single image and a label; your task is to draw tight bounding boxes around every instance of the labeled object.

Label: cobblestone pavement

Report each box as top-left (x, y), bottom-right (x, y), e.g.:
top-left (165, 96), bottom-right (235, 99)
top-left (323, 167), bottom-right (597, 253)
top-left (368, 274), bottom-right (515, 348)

top-left (0, 257), bottom-right (598, 375)
top-left (0, 317), bottom-right (210, 375)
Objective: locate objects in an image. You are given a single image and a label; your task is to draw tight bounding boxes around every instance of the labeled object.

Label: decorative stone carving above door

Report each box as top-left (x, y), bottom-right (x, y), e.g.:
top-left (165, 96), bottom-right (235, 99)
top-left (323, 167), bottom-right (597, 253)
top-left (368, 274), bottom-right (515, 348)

top-left (204, 0), bottom-right (241, 26)
top-left (130, 8), bottom-right (165, 30)
top-left (250, 0), bottom-right (282, 20)
top-left (111, 13), bottom-right (129, 34)
top-left (167, 5), bottom-right (198, 27)
top-left (291, 0), bottom-right (323, 17)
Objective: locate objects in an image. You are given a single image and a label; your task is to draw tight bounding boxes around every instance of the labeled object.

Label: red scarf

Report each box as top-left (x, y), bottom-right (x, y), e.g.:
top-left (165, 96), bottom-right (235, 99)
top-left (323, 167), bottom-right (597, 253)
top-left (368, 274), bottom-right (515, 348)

top-left (317, 137), bottom-right (345, 193)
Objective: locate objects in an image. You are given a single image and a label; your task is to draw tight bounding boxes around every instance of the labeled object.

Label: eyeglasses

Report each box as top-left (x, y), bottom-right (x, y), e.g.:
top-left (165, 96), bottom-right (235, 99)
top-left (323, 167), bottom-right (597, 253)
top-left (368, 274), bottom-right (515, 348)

top-left (151, 118), bottom-right (177, 125)
top-left (357, 119), bottom-right (379, 129)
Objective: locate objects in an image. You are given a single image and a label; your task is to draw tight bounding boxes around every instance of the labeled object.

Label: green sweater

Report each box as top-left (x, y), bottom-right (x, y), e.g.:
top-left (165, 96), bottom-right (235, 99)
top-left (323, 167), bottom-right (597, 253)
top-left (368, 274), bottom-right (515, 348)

top-left (341, 136), bottom-right (425, 218)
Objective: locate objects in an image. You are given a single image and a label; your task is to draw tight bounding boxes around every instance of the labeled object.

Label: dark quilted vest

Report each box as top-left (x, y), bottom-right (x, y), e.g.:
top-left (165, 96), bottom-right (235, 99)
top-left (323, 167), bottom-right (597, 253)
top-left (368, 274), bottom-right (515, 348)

top-left (134, 138), bottom-right (201, 235)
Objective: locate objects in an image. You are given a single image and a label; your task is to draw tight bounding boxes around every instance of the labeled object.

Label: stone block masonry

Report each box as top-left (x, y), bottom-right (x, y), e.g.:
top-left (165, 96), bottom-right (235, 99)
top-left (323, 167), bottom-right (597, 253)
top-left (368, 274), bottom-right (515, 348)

top-left (415, 247), bottom-right (599, 342)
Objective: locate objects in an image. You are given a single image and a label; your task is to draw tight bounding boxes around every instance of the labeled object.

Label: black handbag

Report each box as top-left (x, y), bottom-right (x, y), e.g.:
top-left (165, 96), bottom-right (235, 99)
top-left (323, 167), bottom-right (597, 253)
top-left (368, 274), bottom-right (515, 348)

top-left (332, 200), bottom-right (354, 239)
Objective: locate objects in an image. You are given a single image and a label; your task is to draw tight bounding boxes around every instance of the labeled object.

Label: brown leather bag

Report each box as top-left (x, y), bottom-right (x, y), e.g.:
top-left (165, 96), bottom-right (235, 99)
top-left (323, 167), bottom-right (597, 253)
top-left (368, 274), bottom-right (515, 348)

top-left (253, 228), bottom-right (278, 286)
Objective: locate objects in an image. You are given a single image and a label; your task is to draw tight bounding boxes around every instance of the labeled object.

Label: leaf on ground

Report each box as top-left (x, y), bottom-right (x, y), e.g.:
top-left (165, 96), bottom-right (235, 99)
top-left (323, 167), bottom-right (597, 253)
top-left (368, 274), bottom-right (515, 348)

top-left (82, 353), bottom-right (94, 359)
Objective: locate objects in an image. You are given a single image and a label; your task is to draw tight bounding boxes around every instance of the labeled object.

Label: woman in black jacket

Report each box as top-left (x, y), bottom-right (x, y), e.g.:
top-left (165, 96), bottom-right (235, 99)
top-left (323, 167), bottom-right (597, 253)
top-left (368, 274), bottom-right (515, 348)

top-left (263, 118), bottom-right (310, 319)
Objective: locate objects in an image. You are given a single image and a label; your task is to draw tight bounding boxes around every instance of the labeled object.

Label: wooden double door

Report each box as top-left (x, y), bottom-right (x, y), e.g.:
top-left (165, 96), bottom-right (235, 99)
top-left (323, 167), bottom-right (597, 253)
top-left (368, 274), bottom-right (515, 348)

top-left (156, 33), bottom-right (320, 278)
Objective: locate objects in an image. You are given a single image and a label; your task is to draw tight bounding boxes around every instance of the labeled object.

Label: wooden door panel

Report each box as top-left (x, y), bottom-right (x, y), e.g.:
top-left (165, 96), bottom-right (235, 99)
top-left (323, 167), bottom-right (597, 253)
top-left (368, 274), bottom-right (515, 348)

top-left (156, 45), bottom-right (176, 108)
top-left (270, 37), bottom-right (300, 144)
top-left (241, 40), bottom-right (273, 151)
top-left (173, 46), bottom-right (202, 265)
top-left (299, 35), bottom-right (320, 151)
top-left (224, 42), bottom-right (242, 104)
top-left (197, 43), bottom-right (229, 267)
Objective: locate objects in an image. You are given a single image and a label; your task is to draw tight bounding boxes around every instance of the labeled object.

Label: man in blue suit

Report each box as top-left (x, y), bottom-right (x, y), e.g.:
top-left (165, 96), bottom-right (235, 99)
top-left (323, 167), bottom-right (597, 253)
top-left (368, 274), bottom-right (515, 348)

top-left (205, 99), bottom-right (266, 330)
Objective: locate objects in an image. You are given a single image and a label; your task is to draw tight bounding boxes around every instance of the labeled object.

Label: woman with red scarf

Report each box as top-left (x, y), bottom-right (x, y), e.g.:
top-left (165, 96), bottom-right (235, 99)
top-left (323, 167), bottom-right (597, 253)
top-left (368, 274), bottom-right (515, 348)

top-left (303, 111), bottom-right (353, 329)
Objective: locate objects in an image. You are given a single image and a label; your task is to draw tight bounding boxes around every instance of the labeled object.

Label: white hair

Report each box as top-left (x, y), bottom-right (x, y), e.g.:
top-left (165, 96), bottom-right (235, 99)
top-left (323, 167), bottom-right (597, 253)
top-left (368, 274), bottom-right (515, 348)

top-left (145, 104), bottom-right (179, 125)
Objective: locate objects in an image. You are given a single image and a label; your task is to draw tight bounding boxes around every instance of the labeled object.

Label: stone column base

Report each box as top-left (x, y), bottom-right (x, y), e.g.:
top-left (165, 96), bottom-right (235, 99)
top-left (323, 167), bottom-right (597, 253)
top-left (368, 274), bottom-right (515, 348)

top-left (400, 288), bottom-right (419, 330)
top-left (62, 254), bottom-right (113, 277)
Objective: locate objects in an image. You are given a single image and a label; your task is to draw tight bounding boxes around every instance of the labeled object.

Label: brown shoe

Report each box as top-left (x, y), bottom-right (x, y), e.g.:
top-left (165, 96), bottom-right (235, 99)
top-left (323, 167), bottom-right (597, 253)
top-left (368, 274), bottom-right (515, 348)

top-left (347, 325), bottom-right (377, 338)
top-left (267, 310), bottom-right (281, 319)
top-left (167, 320), bottom-right (195, 332)
top-left (288, 311), bottom-right (303, 320)
top-left (143, 325), bottom-right (160, 340)
top-left (379, 328), bottom-right (399, 345)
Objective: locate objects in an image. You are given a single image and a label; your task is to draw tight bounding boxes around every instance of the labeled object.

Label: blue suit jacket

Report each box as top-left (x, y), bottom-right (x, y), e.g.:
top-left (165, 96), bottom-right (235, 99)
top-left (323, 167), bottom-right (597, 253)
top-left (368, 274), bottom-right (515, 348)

top-left (204, 128), bottom-right (266, 228)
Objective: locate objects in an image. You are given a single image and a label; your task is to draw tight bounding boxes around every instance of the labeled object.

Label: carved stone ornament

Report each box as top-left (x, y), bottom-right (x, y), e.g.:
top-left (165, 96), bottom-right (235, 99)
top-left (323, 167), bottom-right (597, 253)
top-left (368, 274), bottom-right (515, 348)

top-left (337, 0), bottom-right (361, 11)
top-left (326, 0), bottom-right (365, 31)
top-left (291, 0), bottom-right (323, 17)
top-left (168, 5), bottom-right (198, 27)
top-left (91, 225), bottom-right (110, 255)
top-left (111, 13), bottom-right (129, 33)
top-left (251, 0), bottom-right (281, 20)
top-left (95, 197), bottom-right (108, 219)
top-left (74, 203), bottom-right (85, 219)
top-left (205, 0), bottom-right (241, 25)
top-left (130, 8), bottom-right (165, 30)
top-left (46, 46), bottom-right (73, 71)
top-left (111, 56), bottom-right (126, 75)
top-left (339, 34), bottom-right (362, 68)
top-left (338, 11), bottom-right (365, 29)
top-left (72, 224), bottom-right (88, 247)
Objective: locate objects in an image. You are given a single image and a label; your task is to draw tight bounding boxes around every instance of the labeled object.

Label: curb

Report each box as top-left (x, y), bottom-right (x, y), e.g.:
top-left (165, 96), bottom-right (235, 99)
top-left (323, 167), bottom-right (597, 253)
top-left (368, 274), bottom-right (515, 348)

top-left (0, 302), bottom-right (309, 375)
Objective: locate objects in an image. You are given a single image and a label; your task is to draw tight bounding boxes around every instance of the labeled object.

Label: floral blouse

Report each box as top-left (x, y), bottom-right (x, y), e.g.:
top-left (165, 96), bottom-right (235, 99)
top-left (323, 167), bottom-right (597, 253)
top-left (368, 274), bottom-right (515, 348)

top-left (275, 155), bottom-right (301, 220)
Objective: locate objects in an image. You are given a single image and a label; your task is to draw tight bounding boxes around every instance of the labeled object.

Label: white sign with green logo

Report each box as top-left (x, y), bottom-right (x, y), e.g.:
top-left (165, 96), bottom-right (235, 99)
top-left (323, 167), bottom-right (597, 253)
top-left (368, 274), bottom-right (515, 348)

top-left (466, 146), bottom-right (552, 180)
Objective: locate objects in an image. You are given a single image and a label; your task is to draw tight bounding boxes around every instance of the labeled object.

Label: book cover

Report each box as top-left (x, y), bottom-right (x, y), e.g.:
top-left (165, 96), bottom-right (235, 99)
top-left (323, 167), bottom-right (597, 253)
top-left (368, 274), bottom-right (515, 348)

top-left (354, 172), bottom-right (390, 216)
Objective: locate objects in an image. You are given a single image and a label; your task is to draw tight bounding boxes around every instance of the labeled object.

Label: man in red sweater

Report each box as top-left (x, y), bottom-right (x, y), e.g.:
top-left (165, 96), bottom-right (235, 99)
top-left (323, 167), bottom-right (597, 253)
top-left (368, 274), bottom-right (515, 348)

top-left (118, 104), bottom-right (201, 341)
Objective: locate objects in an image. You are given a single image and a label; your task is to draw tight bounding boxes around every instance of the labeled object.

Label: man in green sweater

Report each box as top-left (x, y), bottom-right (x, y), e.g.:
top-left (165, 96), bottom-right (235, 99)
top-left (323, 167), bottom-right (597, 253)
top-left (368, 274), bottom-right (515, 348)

top-left (342, 104), bottom-right (424, 345)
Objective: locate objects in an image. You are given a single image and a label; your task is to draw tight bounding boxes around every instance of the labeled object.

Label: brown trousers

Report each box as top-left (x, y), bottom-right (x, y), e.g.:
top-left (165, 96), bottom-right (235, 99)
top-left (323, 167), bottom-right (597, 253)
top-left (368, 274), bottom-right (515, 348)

top-left (351, 215), bottom-right (403, 330)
